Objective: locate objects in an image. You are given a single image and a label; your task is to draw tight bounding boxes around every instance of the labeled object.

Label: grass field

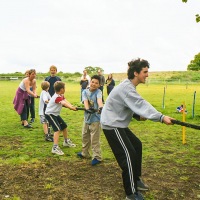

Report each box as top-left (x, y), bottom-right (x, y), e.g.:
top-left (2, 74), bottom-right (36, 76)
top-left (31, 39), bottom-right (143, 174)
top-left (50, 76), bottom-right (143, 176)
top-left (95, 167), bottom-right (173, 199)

top-left (0, 80), bottom-right (200, 200)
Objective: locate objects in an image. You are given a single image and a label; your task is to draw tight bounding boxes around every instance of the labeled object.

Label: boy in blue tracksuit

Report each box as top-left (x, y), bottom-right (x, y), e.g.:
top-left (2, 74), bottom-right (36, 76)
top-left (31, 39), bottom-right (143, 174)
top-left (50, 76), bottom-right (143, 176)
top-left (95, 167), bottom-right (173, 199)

top-left (77, 75), bottom-right (103, 166)
top-left (101, 58), bottom-right (174, 200)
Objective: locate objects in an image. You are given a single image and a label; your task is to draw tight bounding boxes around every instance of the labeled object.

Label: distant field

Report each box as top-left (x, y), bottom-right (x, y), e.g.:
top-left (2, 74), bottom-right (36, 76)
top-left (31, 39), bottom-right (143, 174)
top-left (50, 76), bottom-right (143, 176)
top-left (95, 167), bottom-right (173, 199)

top-left (1, 70), bottom-right (200, 84)
top-left (0, 80), bottom-right (200, 200)
top-left (110, 71), bottom-right (200, 84)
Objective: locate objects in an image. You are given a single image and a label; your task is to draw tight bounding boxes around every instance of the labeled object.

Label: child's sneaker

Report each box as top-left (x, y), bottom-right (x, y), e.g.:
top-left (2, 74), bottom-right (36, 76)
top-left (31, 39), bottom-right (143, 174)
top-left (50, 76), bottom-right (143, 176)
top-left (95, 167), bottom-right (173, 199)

top-left (47, 126), bottom-right (54, 137)
top-left (77, 152), bottom-right (84, 158)
top-left (63, 139), bottom-right (76, 147)
top-left (51, 146), bottom-right (64, 155)
top-left (45, 134), bottom-right (54, 142)
top-left (91, 158), bottom-right (101, 166)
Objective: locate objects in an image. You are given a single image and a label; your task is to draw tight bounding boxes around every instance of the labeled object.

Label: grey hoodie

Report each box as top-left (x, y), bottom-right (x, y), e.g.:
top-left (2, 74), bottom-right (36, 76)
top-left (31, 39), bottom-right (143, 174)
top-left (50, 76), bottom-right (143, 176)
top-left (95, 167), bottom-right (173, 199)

top-left (101, 79), bottom-right (164, 129)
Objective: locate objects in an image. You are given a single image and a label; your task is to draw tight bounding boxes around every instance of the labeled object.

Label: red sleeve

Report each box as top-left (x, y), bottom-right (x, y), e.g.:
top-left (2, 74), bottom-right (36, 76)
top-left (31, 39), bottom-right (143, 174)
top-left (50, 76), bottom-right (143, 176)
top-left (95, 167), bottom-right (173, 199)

top-left (55, 96), bottom-right (65, 103)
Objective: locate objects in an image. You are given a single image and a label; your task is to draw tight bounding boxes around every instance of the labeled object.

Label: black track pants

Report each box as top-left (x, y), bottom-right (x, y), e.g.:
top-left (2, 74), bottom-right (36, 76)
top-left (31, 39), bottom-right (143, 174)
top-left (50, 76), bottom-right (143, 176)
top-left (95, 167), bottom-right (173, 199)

top-left (103, 128), bottom-right (142, 195)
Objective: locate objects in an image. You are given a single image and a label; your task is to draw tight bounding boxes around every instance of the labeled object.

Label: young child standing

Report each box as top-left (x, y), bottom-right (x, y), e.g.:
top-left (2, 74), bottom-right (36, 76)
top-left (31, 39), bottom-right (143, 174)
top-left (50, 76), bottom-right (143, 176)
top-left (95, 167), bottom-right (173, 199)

top-left (45, 81), bottom-right (77, 155)
top-left (45, 65), bottom-right (61, 97)
top-left (39, 81), bottom-right (53, 142)
top-left (77, 75), bottom-right (103, 165)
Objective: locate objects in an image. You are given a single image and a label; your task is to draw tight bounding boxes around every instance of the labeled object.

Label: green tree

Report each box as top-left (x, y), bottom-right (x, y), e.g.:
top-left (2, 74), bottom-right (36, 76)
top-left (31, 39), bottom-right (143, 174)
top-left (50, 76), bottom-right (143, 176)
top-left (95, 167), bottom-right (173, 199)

top-left (182, 0), bottom-right (200, 22)
top-left (187, 53), bottom-right (200, 71)
top-left (84, 66), bottom-right (104, 75)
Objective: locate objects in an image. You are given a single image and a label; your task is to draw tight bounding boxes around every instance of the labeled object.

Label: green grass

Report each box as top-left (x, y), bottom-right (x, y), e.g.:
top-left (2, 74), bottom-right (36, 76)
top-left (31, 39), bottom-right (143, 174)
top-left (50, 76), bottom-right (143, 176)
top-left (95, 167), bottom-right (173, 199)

top-left (0, 80), bottom-right (200, 199)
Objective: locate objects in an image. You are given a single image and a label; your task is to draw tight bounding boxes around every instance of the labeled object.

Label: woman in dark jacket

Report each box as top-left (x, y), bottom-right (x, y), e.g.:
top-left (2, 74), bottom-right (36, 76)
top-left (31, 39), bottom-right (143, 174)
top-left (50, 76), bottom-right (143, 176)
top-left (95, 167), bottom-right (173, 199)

top-left (105, 73), bottom-right (115, 95)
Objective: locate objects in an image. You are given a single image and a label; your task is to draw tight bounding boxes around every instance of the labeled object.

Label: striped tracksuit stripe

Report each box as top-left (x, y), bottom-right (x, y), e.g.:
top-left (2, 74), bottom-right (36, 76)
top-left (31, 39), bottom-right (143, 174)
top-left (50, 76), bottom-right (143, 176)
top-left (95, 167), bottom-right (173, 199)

top-left (45, 114), bottom-right (67, 132)
top-left (103, 128), bottom-right (142, 195)
top-left (114, 128), bottom-right (135, 194)
top-left (48, 114), bottom-right (60, 131)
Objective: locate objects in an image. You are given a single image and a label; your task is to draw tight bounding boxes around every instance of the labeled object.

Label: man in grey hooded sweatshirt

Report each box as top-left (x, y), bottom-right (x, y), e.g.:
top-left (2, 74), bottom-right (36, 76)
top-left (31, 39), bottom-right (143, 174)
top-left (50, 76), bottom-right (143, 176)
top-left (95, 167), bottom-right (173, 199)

top-left (101, 58), bottom-right (174, 200)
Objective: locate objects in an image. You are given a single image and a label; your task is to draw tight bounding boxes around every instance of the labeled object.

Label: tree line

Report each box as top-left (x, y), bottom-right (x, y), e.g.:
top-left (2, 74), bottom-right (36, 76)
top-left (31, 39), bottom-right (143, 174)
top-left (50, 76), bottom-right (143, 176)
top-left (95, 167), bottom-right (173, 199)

top-left (1, 52), bottom-right (200, 77)
top-left (187, 53), bottom-right (200, 71)
top-left (0, 66), bottom-right (104, 77)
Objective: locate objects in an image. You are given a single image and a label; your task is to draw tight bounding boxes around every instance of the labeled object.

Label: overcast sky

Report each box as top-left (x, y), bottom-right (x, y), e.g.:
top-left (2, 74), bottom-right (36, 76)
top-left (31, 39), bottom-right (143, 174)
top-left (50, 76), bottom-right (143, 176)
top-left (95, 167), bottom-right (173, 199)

top-left (0, 0), bottom-right (199, 74)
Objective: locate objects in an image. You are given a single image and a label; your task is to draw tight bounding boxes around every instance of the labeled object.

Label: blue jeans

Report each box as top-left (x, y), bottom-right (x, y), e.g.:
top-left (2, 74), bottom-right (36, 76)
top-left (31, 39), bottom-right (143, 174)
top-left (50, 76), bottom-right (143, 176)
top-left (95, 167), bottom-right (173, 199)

top-left (80, 88), bottom-right (86, 102)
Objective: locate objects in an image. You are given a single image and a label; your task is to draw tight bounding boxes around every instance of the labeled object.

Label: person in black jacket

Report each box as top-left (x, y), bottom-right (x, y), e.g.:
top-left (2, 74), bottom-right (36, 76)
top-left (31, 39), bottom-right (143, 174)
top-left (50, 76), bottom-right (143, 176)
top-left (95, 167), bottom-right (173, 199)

top-left (105, 73), bottom-right (115, 95)
top-left (80, 69), bottom-right (90, 102)
top-left (97, 69), bottom-right (105, 103)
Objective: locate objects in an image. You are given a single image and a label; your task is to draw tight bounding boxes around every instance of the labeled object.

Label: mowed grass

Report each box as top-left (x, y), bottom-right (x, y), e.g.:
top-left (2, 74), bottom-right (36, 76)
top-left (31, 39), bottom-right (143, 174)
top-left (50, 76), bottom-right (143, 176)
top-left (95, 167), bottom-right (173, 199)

top-left (0, 80), bottom-right (200, 199)
top-left (133, 83), bottom-right (200, 166)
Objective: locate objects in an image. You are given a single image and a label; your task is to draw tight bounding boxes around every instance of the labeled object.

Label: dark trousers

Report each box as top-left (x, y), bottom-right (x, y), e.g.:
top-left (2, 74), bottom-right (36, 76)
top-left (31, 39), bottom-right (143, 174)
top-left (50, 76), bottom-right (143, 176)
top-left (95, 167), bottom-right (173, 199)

top-left (107, 85), bottom-right (114, 95)
top-left (99, 86), bottom-right (104, 103)
top-left (103, 128), bottom-right (142, 195)
top-left (20, 99), bottom-right (29, 121)
top-left (29, 96), bottom-right (35, 118)
top-left (80, 88), bottom-right (85, 102)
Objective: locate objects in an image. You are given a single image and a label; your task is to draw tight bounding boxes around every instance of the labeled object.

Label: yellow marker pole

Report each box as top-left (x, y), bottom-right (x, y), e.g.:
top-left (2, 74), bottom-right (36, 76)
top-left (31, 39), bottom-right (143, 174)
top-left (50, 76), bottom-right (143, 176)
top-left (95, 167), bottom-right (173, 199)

top-left (182, 102), bottom-right (186, 144)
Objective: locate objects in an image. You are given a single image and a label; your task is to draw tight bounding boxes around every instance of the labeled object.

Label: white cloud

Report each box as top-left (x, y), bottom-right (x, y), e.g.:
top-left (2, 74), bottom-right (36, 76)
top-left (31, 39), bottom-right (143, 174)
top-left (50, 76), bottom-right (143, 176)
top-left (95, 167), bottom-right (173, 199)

top-left (0, 0), bottom-right (199, 74)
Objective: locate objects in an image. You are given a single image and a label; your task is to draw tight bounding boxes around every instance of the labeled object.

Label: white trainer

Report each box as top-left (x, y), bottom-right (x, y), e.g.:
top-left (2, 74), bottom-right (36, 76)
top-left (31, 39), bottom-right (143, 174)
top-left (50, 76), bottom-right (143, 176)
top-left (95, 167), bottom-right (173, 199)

top-left (51, 146), bottom-right (64, 155)
top-left (63, 139), bottom-right (76, 147)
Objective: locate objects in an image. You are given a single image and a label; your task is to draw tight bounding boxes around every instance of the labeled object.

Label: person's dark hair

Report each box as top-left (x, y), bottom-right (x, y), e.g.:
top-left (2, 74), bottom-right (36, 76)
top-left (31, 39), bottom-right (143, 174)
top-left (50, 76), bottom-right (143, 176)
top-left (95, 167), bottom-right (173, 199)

top-left (127, 58), bottom-right (150, 79)
top-left (54, 81), bottom-right (65, 92)
top-left (91, 75), bottom-right (100, 84)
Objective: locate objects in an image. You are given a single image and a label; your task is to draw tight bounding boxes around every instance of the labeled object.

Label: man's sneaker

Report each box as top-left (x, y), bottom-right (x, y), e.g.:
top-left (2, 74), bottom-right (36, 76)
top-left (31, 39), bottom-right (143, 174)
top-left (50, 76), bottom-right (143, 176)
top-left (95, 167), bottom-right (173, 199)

top-left (137, 179), bottom-right (149, 191)
top-left (51, 146), bottom-right (64, 155)
top-left (125, 192), bottom-right (144, 200)
top-left (45, 134), bottom-right (54, 142)
top-left (91, 158), bottom-right (101, 166)
top-left (30, 118), bottom-right (35, 123)
top-left (77, 152), bottom-right (84, 158)
top-left (63, 139), bottom-right (76, 147)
